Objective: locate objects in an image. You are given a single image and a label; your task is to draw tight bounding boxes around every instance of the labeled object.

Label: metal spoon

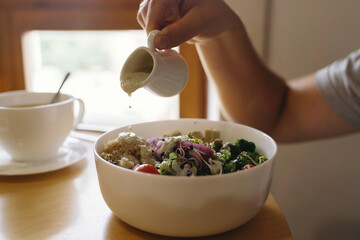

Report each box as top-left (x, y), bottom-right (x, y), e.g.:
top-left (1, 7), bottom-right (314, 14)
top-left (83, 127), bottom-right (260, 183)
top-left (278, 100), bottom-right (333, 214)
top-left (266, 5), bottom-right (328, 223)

top-left (50, 72), bottom-right (71, 103)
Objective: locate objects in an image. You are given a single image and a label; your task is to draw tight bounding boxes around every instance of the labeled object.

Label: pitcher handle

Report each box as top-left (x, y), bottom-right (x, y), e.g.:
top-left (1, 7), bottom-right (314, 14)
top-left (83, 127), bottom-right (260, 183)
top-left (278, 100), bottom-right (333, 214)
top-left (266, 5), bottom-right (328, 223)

top-left (147, 30), bottom-right (161, 51)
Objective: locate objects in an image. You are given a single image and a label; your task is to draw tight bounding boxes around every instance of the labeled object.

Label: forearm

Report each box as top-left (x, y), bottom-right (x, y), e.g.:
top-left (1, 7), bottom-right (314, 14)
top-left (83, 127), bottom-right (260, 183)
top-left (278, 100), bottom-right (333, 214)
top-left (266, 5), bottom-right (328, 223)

top-left (196, 20), bottom-right (288, 134)
top-left (271, 75), bottom-right (359, 142)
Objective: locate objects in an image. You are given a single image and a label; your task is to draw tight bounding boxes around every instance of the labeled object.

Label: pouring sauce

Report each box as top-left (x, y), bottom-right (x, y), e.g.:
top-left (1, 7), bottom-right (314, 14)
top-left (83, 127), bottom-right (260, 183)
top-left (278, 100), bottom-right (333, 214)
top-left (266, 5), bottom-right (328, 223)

top-left (120, 66), bottom-right (153, 109)
top-left (121, 71), bottom-right (150, 97)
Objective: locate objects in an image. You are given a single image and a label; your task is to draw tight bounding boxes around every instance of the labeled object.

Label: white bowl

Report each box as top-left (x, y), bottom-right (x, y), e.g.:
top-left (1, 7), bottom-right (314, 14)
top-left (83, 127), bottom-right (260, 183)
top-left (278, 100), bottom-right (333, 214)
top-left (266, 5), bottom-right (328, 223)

top-left (94, 119), bottom-right (277, 237)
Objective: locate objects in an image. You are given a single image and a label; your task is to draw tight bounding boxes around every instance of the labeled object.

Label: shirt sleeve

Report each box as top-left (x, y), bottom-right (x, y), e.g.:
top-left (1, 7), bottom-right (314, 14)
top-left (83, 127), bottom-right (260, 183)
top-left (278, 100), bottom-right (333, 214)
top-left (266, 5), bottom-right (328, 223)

top-left (316, 49), bottom-right (360, 127)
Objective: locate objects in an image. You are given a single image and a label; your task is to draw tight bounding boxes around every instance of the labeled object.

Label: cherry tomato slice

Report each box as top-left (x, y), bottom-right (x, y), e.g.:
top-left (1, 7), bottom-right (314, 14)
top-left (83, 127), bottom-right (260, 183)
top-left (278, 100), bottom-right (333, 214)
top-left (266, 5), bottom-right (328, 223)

top-left (133, 164), bottom-right (160, 174)
top-left (241, 164), bottom-right (255, 170)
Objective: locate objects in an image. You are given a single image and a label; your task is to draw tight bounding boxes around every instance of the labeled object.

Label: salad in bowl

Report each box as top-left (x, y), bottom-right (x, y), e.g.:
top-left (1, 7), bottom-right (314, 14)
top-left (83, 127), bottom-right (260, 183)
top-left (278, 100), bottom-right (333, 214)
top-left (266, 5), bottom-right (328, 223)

top-left (100, 130), bottom-right (268, 176)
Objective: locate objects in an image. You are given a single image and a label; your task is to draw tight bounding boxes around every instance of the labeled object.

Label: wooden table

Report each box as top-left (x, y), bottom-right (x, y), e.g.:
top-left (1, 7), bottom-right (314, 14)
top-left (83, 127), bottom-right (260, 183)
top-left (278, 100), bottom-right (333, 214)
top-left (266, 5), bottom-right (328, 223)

top-left (0, 138), bottom-right (292, 240)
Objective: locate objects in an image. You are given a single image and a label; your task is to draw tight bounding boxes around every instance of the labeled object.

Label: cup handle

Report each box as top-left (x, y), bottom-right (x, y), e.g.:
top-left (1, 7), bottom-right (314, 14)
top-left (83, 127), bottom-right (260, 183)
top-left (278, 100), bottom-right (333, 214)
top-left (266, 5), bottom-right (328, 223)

top-left (147, 30), bottom-right (161, 50)
top-left (73, 98), bottom-right (85, 129)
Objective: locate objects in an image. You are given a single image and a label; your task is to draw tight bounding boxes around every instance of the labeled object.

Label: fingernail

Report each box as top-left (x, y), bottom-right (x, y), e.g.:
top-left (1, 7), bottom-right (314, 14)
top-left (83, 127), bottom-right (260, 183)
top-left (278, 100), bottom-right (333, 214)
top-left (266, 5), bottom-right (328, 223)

top-left (156, 35), bottom-right (171, 49)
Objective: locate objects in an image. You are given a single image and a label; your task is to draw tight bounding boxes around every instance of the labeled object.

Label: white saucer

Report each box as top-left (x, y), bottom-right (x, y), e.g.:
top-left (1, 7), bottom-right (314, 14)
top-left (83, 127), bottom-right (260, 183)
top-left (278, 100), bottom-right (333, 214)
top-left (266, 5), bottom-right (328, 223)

top-left (0, 137), bottom-right (88, 176)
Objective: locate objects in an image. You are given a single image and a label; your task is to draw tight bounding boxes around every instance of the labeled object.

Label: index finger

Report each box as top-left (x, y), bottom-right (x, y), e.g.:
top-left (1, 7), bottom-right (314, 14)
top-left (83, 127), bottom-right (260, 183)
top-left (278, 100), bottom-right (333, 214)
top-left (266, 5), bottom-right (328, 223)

top-left (144, 0), bottom-right (182, 34)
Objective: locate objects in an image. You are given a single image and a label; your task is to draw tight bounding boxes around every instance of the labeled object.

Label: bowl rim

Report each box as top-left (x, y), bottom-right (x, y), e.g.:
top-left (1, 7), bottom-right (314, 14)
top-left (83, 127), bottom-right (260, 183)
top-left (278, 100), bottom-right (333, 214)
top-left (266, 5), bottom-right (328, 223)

top-left (93, 118), bottom-right (277, 180)
top-left (0, 91), bottom-right (76, 110)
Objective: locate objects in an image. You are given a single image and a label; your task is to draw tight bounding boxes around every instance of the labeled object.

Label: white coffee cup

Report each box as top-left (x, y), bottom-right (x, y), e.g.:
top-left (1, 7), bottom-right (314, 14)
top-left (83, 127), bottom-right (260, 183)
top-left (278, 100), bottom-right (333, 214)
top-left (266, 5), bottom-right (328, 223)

top-left (120, 30), bottom-right (189, 97)
top-left (0, 91), bottom-right (85, 162)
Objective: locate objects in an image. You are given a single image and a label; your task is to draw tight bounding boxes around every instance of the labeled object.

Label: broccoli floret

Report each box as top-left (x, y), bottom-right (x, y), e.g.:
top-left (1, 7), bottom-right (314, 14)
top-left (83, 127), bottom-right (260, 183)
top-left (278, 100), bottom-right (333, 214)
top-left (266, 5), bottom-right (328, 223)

top-left (223, 160), bottom-right (237, 173)
top-left (218, 149), bottom-right (231, 164)
top-left (159, 161), bottom-right (172, 175)
top-left (244, 151), bottom-right (260, 163)
top-left (227, 139), bottom-right (256, 159)
top-left (235, 155), bottom-right (250, 169)
top-left (236, 139), bottom-right (256, 152)
top-left (223, 158), bottom-right (247, 173)
top-left (235, 151), bottom-right (266, 169)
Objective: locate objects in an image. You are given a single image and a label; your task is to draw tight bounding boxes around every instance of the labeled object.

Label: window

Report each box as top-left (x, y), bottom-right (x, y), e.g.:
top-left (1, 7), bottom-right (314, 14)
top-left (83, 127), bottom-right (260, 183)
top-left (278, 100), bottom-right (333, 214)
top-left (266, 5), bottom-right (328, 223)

top-left (22, 30), bottom-right (179, 127)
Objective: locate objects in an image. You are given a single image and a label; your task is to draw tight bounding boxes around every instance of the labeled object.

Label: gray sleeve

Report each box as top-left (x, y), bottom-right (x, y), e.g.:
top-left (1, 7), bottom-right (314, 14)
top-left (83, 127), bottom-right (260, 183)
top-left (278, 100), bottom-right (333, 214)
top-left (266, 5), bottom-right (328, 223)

top-left (315, 49), bottom-right (360, 127)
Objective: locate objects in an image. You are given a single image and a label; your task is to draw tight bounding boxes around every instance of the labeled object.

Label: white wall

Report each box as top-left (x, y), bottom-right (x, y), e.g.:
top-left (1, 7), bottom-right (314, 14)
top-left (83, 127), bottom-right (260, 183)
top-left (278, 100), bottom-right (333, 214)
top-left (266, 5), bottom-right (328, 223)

top-left (225, 0), bottom-right (268, 56)
top-left (268, 0), bottom-right (360, 79)
top-left (226, 0), bottom-right (360, 239)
